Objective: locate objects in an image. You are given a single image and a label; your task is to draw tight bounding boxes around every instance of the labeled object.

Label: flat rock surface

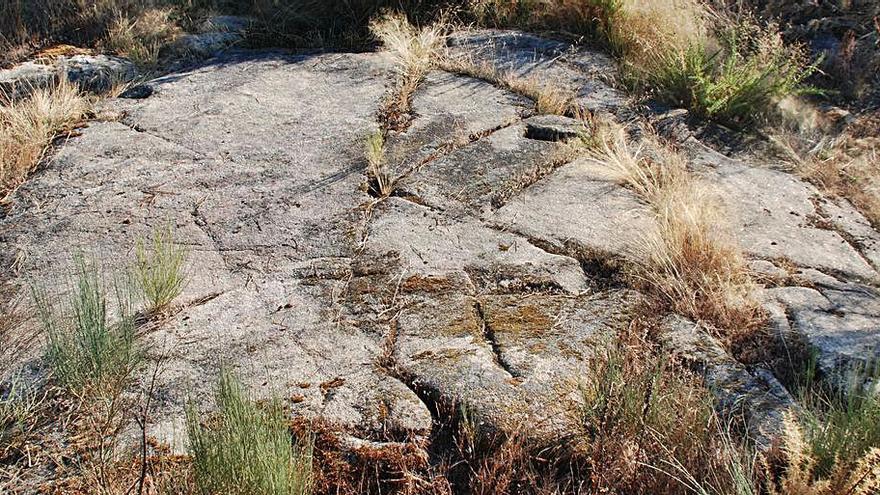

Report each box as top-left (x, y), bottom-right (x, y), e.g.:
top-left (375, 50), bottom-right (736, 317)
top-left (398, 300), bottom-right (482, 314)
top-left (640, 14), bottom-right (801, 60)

top-left (3, 31), bottom-right (879, 454)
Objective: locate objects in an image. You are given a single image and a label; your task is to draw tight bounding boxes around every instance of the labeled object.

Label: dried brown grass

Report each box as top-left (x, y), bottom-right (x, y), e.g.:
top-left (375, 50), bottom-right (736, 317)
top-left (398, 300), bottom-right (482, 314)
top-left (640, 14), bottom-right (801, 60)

top-left (438, 56), bottom-right (578, 117)
top-left (770, 415), bottom-right (880, 495)
top-left (575, 327), bottom-right (762, 494)
top-left (773, 125), bottom-right (880, 229)
top-left (584, 122), bottom-right (763, 333)
top-left (102, 7), bottom-right (182, 68)
top-left (370, 11), bottom-right (445, 126)
top-left (0, 79), bottom-right (90, 201)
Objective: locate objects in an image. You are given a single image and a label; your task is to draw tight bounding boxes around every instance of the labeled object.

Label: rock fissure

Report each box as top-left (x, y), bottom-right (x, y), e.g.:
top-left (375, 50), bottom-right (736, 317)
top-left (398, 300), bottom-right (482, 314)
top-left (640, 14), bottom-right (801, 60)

top-left (395, 116), bottom-right (524, 186)
top-left (809, 196), bottom-right (880, 278)
top-left (473, 299), bottom-right (521, 379)
top-left (119, 117), bottom-right (208, 159)
top-left (489, 152), bottom-right (573, 209)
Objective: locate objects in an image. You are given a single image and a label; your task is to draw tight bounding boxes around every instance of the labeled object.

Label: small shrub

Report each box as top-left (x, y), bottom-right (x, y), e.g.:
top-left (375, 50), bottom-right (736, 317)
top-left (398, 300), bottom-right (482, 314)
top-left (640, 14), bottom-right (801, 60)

top-left (187, 370), bottom-right (313, 495)
top-left (33, 254), bottom-right (141, 394)
top-left (365, 130), bottom-right (392, 196)
top-left (135, 224), bottom-right (188, 313)
top-left (0, 79), bottom-right (90, 200)
top-left (773, 417), bottom-right (880, 495)
top-left (796, 363), bottom-right (880, 480)
top-left (643, 19), bottom-right (817, 126)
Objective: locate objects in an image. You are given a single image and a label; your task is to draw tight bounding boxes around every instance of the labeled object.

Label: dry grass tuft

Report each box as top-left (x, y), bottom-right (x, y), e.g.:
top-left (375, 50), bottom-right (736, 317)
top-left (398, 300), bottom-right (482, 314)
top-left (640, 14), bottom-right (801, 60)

top-left (370, 11), bottom-right (445, 123)
top-left (102, 7), bottom-right (181, 68)
top-left (0, 376), bottom-right (46, 462)
top-left (584, 123), bottom-right (762, 332)
top-left (0, 79), bottom-right (90, 201)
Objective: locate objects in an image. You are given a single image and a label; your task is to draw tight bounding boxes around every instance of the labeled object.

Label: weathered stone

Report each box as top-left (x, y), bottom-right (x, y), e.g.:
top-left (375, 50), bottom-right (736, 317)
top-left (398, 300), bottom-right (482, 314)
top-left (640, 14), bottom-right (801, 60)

top-left (0, 54), bottom-right (136, 100)
top-left (524, 114), bottom-right (585, 142)
top-left (767, 273), bottom-right (880, 384)
top-left (119, 84), bottom-right (154, 99)
top-left (4, 27), bottom-right (880, 460)
top-left (199, 15), bottom-right (251, 34)
top-left (0, 62), bottom-right (56, 100)
top-left (660, 316), bottom-right (797, 449)
top-left (61, 54), bottom-right (137, 92)
top-left (2, 51), bottom-right (421, 449)
top-left (171, 32), bottom-right (243, 57)
top-left (446, 29), bottom-right (628, 113)
top-left (365, 198), bottom-right (589, 295)
top-left (393, 288), bottom-right (640, 440)
top-left (687, 139), bottom-right (879, 282)
top-left (168, 14), bottom-right (252, 61)
top-left (490, 157), bottom-right (655, 267)
top-left (385, 69), bottom-right (532, 175)
top-left (398, 121), bottom-right (561, 215)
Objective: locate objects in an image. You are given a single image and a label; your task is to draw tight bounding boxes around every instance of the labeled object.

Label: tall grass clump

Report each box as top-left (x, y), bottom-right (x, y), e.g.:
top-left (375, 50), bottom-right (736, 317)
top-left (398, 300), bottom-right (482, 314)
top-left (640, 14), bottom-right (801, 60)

top-left (577, 333), bottom-right (760, 494)
top-left (33, 254), bottom-right (141, 394)
top-left (187, 370), bottom-right (313, 495)
top-left (584, 123), bottom-right (762, 332)
top-left (102, 7), bottom-right (181, 68)
top-left (0, 79), bottom-right (90, 200)
top-left (135, 224), bottom-right (188, 313)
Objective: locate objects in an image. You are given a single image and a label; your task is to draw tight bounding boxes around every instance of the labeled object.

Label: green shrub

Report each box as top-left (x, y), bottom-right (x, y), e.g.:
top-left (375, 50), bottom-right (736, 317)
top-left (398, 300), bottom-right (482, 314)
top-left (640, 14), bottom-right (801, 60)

top-left (187, 370), bottom-right (313, 495)
top-left (135, 224), bottom-right (188, 313)
top-left (795, 360), bottom-right (880, 479)
top-left (642, 20), bottom-right (817, 127)
top-left (33, 254), bottom-right (141, 393)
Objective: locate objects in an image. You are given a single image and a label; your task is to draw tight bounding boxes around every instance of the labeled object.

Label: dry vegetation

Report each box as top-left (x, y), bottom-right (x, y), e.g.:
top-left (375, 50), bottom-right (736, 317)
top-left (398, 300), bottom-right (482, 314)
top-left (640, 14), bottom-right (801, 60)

top-left (438, 56), bottom-right (579, 117)
top-left (582, 122), bottom-right (762, 333)
top-left (370, 11), bottom-right (445, 130)
top-left (102, 7), bottom-right (182, 68)
top-left (2, 2), bottom-right (879, 494)
top-left (0, 79), bottom-right (90, 201)
top-left (770, 122), bottom-right (880, 229)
